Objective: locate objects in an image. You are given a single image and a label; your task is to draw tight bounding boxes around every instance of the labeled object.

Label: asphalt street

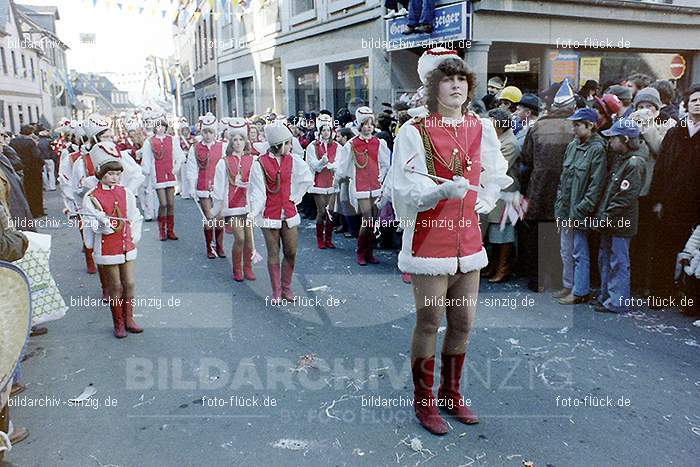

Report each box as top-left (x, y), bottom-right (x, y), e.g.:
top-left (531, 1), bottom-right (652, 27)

top-left (5, 191), bottom-right (700, 466)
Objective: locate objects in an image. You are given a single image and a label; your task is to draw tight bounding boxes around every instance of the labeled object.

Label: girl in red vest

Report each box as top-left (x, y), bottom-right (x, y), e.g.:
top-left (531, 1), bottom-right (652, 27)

top-left (213, 118), bottom-right (256, 281)
top-left (249, 123), bottom-right (313, 302)
top-left (390, 48), bottom-right (511, 435)
top-left (187, 113), bottom-right (226, 258)
top-left (82, 146), bottom-right (144, 338)
top-left (141, 110), bottom-right (186, 241)
top-left (305, 114), bottom-right (341, 249)
top-left (336, 107), bottom-right (391, 265)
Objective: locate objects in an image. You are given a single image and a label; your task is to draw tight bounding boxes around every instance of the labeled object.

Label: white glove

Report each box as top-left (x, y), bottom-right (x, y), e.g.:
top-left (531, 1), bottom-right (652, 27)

top-left (438, 176), bottom-right (469, 200)
top-left (475, 194), bottom-right (497, 214)
top-left (320, 155), bottom-right (329, 167)
top-left (326, 162), bottom-right (336, 171)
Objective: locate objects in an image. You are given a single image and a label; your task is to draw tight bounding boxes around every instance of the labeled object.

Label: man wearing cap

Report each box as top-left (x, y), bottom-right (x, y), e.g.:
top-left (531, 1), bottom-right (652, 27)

top-left (554, 108), bottom-right (607, 305)
top-left (514, 94), bottom-right (540, 151)
top-left (607, 85), bottom-right (634, 119)
top-left (520, 79), bottom-right (575, 292)
top-left (593, 118), bottom-right (645, 313)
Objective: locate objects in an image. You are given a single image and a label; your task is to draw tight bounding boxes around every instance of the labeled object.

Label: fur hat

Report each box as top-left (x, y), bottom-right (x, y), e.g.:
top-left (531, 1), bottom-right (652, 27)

top-left (264, 123), bottom-right (293, 147)
top-left (83, 113), bottom-right (111, 140)
top-left (224, 117), bottom-right (248, 138)
top-left (417, 47), bottom-right (464, 85)
top-left (199, 112), bottom-right (219, 131)
top-left (355, 106), bottom-right (374, 126)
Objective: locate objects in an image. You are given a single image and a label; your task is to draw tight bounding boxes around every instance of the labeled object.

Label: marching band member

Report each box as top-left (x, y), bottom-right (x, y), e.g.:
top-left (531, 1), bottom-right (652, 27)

top-left (305, 114), bottom-right (340, 249)
top-left (177, 117), bottom-right (194, 199)
top-left (213, 117), bottom-right (256, 281)
top-left (390, 48), bottom-right (511, 435)
top-left (82, 145), bottom-right (144, 339)
top-left (249, 125), bottom-right (261, 157)
top-left (140, 109), bottom-right (186, 241)
top-left (187, 112), bottom-right (226, 258)
top-left (249, 123), bottom-right (313, 302)
top-left (335, 106), bottom-right (391, 265)
top-left (116, 117), bottom-right (142, 163)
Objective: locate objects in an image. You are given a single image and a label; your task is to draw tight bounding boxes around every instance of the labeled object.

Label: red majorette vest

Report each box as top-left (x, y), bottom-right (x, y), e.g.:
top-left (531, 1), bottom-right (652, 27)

top-left (89, 185), bottom-right (135, 256)
top-left (151, 136), bottom-right (176, 184)
top-left (225, 154), bottom-right (254, 209)
top-left (259, 153), bottom-right (296, 220)
top-left (351, 136), bottom-right (380, 192)
top-left (313, 140), bottom-right (337, 189)
top-left (180, 136), bottom-right (193, 152)
top-left (195, 141), bottom-right (223, 192)
top-left (116, 140), bottom-right (138, 161)
top-left (410, 113), bottom-right (483, 260)
top-left (82, 153), bottom-right (96, 177)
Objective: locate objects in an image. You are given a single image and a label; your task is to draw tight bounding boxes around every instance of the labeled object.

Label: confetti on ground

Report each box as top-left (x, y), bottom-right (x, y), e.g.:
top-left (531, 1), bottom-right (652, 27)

top-left (291, 354), bottom-right (318, 373)
top-left (306, 285), bottom-right (329, 292)
top-left (68, 384), bottom-right (96, 403)
top-left (272, 439), bottom-right (309, 451)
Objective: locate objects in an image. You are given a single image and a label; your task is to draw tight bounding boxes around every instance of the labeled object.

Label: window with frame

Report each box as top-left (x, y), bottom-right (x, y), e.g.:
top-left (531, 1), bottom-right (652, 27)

top-left (11, 51), bottom-right (17, 75)
top-left (209, 16), bottom-right (215, 60)
top-left (292, 67), bottom-right (320, 113)
top-left (18, 105), bottom-right (24, 125)
top-left (36, 106), bottom-right (39, 120)
top-left (331, 59), bottom-right (369, 113)
top-left (21, 54), bottom-right (26, 78)
top-left (7, 106), bottom-right (14, 133)
top-left (28, 106), bottom-right (33, 122)
top-left (203, 19), bottom-right (208, 64)
top-left (194, 25), bottom-right (200, 69)
top-left (0, 48), bottom-right (6, 74)
top-left (240, 77), bottom-right (254, 117)
top-left (291, 0), bottom-right (314, 17)
top-left (30, 57), bottom-right (35, 80)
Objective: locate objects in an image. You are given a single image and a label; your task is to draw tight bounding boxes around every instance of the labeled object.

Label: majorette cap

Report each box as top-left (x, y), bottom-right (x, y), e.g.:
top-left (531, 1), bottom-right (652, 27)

top-left (177, 116), bottom-right (188, 129)
top-left (55, 118), bottom-right (72, 134)
top-left (355, 106), bottom-right (374, 126)
top-left (142, 105), bottom-right (166, 123)
top-left (553, 78), bottom-right (576, 108)
top-left (199, 112), bottom-right (219, 131)
top-left (417, 47), bottom-right (464, 85)
top-left (223, 117), bottom-right (248, 137)
top-left (316, 113), bottom-right (334, 130)
top-left (89, 141), bottom-right (123, 174)
top-left (264, 123), bottom-right (293, 147)
top-left (70, 120), bottom-right (86, 139)
top-left (83, 113), bottom-right (111, 140)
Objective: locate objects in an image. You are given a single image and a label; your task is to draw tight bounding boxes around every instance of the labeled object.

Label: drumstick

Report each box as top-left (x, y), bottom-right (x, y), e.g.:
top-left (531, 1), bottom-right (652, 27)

top-left (403, 164), bottom-right (483, 193)
top-left (68, 210), bottom-right (129, 222)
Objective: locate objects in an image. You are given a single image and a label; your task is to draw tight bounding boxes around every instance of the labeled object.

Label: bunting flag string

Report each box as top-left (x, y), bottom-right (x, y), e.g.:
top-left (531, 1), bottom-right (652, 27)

top-left (78, 0), bottom-right (256, 23)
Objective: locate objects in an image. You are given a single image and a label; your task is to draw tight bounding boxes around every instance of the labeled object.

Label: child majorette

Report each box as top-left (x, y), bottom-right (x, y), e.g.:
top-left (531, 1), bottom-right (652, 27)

top-left (390, 48), bottom-right (511, 435)
top-left (115, 117), bottom-right (142, 162)
top-left (57, 120), bottom-right (97, 274)
top-left (82, 135), bottom-right (145, 338)
top-left (305, 113), bottom-right (341, 249)
top-left (249, 122), bottom-right (313, 302)
top-left (335, 107), bottom-right (391, 265)
top-left (75, 114), bottom-right (145, 300)
top-left (177, 117), bottom-right (194, 199)
top-left (213, 117), bottom-right (256, 281)
top-left (187, 112), bottom-right (226, 258)
top-left (140, 108), bottom-right (186, 241)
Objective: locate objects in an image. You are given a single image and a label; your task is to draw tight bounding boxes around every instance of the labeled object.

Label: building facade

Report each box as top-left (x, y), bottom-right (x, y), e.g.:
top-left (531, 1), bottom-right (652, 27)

top-left (172, 0), bottom-right (700, 119)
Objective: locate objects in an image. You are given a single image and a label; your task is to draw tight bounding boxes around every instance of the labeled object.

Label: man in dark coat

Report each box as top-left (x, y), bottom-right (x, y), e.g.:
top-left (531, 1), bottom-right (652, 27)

top-left (10, 125), bottom-right (44, 218)
top-left (520, 85), bottom-right (576, 291)
top-left (649, 84), bottom-right (700, 303)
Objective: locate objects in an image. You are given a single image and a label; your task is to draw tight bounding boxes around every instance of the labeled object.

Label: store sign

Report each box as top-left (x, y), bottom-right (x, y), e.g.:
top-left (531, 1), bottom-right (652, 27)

top-left (670, 54), bottom-right (686, 79)
top-left (550, 51), bottom-right (580, 90)
top-left (385, 2), bottom-right (471, 52)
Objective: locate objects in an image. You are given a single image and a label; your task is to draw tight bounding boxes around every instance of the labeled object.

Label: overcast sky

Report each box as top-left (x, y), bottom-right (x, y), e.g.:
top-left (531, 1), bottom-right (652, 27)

top-left (20, 0), bottom-right (176, 103)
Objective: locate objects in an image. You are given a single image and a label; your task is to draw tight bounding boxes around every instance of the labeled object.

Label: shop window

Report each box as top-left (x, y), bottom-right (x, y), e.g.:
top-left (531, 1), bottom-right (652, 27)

top-left (291, 67), bottom-right (319, 113)
top-left (331, 59), bottom-right (369, 114)
top-left (290, 0), bottom-right (315, 24)
top-left (240, 77), bottom-right (255, 117)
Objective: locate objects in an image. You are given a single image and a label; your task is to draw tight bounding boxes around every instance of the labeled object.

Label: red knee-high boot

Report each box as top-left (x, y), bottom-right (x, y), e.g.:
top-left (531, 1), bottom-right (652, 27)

top-left (84, 247), bottom-right (97, 274)
top-left (98, 266), bottom-right (109, 302)
top-left (215, 227), bottom-right (226, 258)
top-left (110, 297), bottom-right (126, 338)
top-left (243, 245), bottom-right (256, 281)
top-left (366, 232), bottom-right (379, 264)
top-left (281, 260), bottom-right (295, 301)
top-left (204, 228), bottom-right (216, 259)
top-left (412, 356), bottom-right (449, 435)
top-left (166, 214), bottom-right (178, 240)
top-left (123, 296), bottom-right (143, 333)
top-left (315, 222), bottom-right (326, 249)
top-left (267, 263), bottom-right (282, 302)
top-left (356, 231), bottom-right (368, 266)
top-left (438, 352), bottom-right (479, 424)
top-left (158, 216), bottom-right (167, 241)
top-left (324, 219), bottom-right (336, 249)
top-left (232, 248), bottom-right (244, 282)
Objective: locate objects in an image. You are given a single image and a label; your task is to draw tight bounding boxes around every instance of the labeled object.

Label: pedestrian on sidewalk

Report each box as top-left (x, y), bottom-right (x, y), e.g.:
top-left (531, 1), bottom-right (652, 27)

top-left (306, 114), bottom-right (340, 250)
top-left (187, 113), bottom-right (226, 259)
top-left (335, 107), bottom-right (391, 265)
top-left (140, 108), bottom-right (186, 242)
top-left (592, 118), bottom-right (644, 313)
top-left (390, 47), bottom-right (511, 435)
top-left (554, 108), bottom-right (607, 305)
top-left (249, 123), bottom-right (313, 303)
top-left (10, 125), bottom-right (44, 218)
top-left (213, 117), bottom-right (256, 282)
top-left (82, 144), bottom-right (144, 338)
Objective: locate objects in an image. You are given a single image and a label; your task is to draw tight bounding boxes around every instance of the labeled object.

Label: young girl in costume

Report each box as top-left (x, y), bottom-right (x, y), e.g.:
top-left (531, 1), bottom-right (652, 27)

top-left (249, 123), bottom-right (313, 302)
